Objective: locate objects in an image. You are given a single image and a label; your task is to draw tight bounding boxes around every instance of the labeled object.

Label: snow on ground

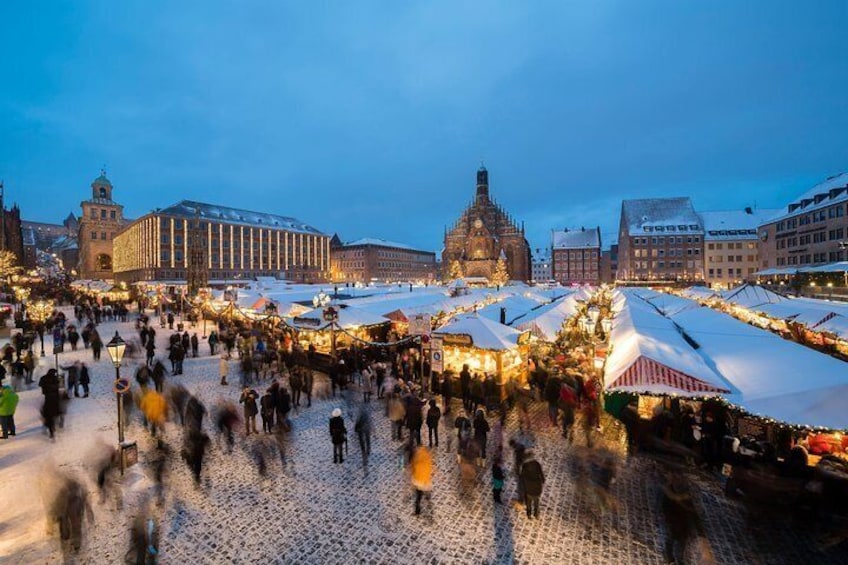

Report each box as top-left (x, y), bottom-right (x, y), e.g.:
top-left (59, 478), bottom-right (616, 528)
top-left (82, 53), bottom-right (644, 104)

top-left (1, 314), bottom-right (847, 564)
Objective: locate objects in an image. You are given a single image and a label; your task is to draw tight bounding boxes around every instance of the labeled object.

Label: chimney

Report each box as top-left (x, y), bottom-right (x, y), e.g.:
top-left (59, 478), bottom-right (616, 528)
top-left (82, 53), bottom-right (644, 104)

top-left (500, 307), bottom-right (506, 325)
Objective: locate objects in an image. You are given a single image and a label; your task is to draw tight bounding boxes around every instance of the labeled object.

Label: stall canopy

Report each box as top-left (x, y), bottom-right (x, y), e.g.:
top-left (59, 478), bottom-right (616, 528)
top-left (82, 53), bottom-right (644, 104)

top-left (799, 261), bottom-right (848, 273)
top-left (668, 303), bottom-right (848, 430)
top-left (604, 291), bottom-right (734, 397)
top-left (511, 293), bottom-right (582, 341)
top-left (476, 294), bottom-right (548, 325)
top-left (434, 314), bottom-right (524, 350)
top-left (720, 284), bottom-right (785, 308)
top-left (679, 286), bottom-right (719, 301)
top-left (642, 292), bottom-right (701, 317)
top-left (289, 304), bottom-right (390, 331)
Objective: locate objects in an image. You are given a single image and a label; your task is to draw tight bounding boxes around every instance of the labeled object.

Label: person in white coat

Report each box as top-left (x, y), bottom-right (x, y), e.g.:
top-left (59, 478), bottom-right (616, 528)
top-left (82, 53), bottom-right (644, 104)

top-left (219, 356), bottom-right (229, 386)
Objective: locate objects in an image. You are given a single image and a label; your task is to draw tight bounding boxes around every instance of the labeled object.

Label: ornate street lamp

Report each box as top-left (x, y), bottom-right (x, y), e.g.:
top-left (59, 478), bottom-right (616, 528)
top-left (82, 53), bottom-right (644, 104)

top-left (106, 331), bottom-right (127, 449)
top-left (28, 299), bottom-right (54, 357)
top-left (312, 290), bottom-right (330, 309)
top-left (601, 318), bottom-right (612, 336)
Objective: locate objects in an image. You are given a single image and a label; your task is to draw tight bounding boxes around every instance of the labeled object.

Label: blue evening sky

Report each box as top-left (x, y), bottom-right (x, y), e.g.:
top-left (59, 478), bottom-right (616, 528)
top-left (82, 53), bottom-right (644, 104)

top-left (2, 1), bottom-right (847, 253)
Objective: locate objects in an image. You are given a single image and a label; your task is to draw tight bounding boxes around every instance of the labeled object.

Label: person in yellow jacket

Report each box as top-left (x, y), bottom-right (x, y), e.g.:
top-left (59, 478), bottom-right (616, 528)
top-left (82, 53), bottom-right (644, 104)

top-left (141, 389), bottom-right (168, 437)
top-left (410, 446), bottom-right (434, 516)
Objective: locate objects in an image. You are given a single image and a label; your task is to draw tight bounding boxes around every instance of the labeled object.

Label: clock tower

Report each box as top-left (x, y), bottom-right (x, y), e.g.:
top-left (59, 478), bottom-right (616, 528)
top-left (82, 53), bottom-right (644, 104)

top-left (78, 171), bottom-right (126, 279)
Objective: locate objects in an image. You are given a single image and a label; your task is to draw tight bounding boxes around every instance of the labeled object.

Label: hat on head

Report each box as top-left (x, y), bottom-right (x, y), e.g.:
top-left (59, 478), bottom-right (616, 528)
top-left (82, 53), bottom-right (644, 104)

top-left (332, 408), bottom-right (342, 417)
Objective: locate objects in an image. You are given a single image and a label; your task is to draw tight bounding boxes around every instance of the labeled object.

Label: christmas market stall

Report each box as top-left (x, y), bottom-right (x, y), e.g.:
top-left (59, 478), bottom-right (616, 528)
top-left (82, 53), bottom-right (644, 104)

top-left (511, 292), bottom-right (584, 342)
top-left (288, 304), bottom-right (391, 355)
top-left (433, 313), bottom-right (531, 387)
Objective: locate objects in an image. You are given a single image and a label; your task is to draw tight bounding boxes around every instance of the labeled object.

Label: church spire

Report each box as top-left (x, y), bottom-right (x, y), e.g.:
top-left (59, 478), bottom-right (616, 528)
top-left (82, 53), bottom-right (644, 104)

top-left (476, 163), bottom-right (489, 202)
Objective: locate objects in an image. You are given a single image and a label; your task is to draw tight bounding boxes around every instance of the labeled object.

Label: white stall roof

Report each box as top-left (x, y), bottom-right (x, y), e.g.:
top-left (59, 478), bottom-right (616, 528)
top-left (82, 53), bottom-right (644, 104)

top-left (604, 291), bottom-right (733, 397)
top-left (669, 306), bottom-right (848, 430)
top-left (434, 314), bottom-right (523, 351)
top-left (511, 294), bottom-right (583, 342)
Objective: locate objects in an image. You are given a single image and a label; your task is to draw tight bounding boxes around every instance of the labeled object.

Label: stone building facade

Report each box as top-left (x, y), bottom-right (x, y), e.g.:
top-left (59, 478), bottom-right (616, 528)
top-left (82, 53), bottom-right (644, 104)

top-left (330, 236), bottom-right (436, 283)
top-left (700, 208), bottom-right (778, 289)
top-left (616, 197), bottom-right (705, 282)
top-left (442, 166), bottom-right (531, 282)
top-left (0, 182), bottom-right (26, 267)
top-left (757, 173), bottom-right (848, 271)
top-left (78, 172), bottom-right (126, 279)
top-left (551, 227), bottom-right (601, 285)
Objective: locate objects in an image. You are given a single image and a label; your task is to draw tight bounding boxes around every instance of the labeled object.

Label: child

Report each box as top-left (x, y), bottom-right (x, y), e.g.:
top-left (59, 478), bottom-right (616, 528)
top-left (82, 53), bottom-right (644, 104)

top-left (492, 460), bottom-right (505, 504)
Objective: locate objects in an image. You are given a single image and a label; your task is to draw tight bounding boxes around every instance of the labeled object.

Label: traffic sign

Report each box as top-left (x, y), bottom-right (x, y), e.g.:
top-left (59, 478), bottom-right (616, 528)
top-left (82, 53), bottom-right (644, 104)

top-left (431, 350), bottom-right (444, 373)
top-left (113, 378), bottom-right (130, 395)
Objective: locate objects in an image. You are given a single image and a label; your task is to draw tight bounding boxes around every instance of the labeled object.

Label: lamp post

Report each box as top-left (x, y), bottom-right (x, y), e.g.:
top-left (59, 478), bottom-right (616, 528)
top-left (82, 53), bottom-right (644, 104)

top-left (106, 331), bottom-right (127, 472)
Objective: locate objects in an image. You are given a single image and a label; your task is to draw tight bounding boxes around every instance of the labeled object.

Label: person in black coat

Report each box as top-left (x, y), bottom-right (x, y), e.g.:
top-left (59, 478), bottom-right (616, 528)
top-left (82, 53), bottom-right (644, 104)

top-left (406, 394), bottom-right (424, 446)
top-left (260, 390), bottom-right (276, 433)
top-left (190, 333), bottom-right (199, 358)
top-left (460, 365), bottom-right (471, 411)
top-left (473, 409), bottom-right (491, 462)
top-left (40, 369), bottom-right (62, 438)
top-left (519, 451), bottom-right (545, 519)
top-left (78, 364), bottom-right (90, 398)
top-left (329, 408), bottom-right (347, 463)
top-left (152, 361), bottom-right (167, 393)
top-left (426, 399), bottom-right (441, 447)
top-left (239, 386), bottom-right (259, 435)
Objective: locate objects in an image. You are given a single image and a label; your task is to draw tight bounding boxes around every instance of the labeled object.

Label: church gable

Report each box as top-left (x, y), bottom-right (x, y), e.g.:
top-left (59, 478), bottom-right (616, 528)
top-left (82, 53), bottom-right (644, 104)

top-left (442, 166), bottom-right (531, 282)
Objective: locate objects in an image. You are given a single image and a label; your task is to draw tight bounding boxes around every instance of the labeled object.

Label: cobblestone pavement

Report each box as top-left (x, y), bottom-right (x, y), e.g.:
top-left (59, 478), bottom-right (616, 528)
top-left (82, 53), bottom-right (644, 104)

top-left (7, 319), bottom-right (848, 564)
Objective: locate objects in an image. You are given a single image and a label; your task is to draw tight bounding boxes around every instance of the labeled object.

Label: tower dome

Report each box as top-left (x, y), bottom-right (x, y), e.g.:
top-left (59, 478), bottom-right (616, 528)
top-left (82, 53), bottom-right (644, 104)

top-left (476, 164), bottom-right (489, 200)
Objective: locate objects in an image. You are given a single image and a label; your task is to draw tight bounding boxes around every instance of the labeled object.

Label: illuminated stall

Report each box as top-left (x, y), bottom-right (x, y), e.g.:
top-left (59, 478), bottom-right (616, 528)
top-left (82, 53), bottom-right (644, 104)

top-left (434, 314), bottom-right (530, 385)
top-left (289, 305), bottom-right (391, 354)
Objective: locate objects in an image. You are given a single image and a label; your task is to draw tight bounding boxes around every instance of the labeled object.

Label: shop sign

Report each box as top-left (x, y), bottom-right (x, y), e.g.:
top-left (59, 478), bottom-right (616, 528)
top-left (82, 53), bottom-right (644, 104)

top-left (441, 333), bottom-right (473, 347)
top-left (408, 314), bottom-right (431, 337)
top-left (293, 316), bottom-right (321, 327)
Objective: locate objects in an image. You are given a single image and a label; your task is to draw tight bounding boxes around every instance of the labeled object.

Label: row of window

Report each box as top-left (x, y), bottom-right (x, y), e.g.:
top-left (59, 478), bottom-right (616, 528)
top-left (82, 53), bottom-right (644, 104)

top-left (709, 255), bottom-right (755, 263)
top-left (629, 260), bottom-right (702, 270)
top-left (91, 231), bottom-right (115, 240)
top-left (631, 236), bottom-right (701, 245)
top-left (707, 242), bottom-right (755, 250)
top-left (633, 248), bottom-right (700, 258)
top-left (707, 267), bottom-right (754, 278)
top-left (89, 207), bottom-right (117, 220)
top-left (776, 204), bottom-right (845, 231)
top-left (641, 224), bottom-right (700, 233)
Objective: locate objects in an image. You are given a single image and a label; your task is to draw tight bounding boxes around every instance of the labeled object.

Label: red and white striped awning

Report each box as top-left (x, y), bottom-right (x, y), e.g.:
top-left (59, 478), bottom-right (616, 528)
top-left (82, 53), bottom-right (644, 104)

top-left (609, 356), bottom-right (731, 394)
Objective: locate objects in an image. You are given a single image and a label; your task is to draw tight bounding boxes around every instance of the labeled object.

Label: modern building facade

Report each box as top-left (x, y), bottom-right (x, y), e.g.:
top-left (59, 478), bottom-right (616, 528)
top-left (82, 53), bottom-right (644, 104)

top-left (531, 247), bottom-right (552, 283)
top-left (442, 166), bottom-right (531, 282)
top-left (700, 208), bottom-right (778, 289)
top-left (551, 227), bottom-right (601, 284)
top-left (757, 173), bottom-right (848, 271)
top-left (330, 236), bottom-right (436, 283)
top-left (616, 198), bottom-right (705, 282)
top-left (78, 172), bottom-right (127, 279)
top-left (112, 200), bottom-right (330, 284)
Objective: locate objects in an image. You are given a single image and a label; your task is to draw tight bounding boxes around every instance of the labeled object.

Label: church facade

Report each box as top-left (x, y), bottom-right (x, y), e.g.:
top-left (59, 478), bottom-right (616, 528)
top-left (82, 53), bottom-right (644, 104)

top-left (442, 166), bottom-right (531, 282)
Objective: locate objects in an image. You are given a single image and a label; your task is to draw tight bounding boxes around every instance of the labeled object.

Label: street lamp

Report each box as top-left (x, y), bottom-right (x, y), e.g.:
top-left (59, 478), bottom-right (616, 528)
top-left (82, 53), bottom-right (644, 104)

top-left (312, 290), bottom-right (330, 309)
top-left (28, 299), bottom-right (54, 357)
top-left (106, 331), bottom-right (127, 445)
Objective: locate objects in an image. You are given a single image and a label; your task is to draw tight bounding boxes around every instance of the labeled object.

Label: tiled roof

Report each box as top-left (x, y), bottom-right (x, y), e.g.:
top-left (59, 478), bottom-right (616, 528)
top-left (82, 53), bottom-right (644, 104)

top-left (767, 173), bottom-right (848, 223)
top-left (621, 197), bottom-right (702, 235)
top-left (551, 228), bottom-right (601, 249)
top-left (699, 209), bottom-right (781, 240)
top-left (157, 200), bottom-right (325, 235)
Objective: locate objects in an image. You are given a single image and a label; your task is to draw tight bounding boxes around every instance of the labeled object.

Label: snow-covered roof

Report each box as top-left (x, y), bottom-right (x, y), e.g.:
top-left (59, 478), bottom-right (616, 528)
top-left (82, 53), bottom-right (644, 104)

top-left (475, 295), bottom-right (547, 325)
top-left (679, 286), bottom-right (718, 301)
top-left (434, 314), bottom-right (524, 350)
top-left (720, 284), bottom-right (785, 308)
top-left (604, 290), bottom-right (733, 397)
top-left (342, 238), bottom-right (432, 253)
top-left (289, 304), bottom-right (390, 330)
top-left (620, 197), bottom-right (703, 235)
top-left (669, 305), bottom-right (848, 430)
top-left (799, 261), bottom-right (848, 273)
top-left (511, 294), bottom-right (582, 341)
top-left (642, 292), bottom-right (701, 317)
top-left (767, 173), bottom-right (848, 224)
top-left (551, 228), bottom-right (600, 249)
top-left (699, 209), bottom-right (780, 241)
top-left (157, 200), bottom-right (325, 235)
